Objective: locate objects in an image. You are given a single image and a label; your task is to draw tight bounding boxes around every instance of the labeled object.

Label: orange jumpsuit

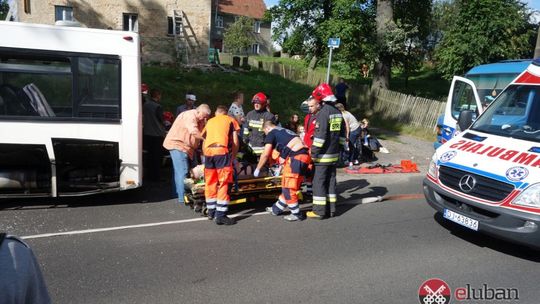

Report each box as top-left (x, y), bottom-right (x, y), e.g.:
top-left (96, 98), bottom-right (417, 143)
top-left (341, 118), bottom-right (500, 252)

top-left (265, 127), bottom-right (312, 216)
top-left (202, 114), bottom-right (240, 219)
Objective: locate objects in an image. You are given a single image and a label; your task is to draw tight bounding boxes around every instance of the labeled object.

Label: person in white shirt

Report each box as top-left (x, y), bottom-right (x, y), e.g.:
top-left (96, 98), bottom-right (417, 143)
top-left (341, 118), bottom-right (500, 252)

top-left (335, 103), bottom-right (361, 168)
top-left (228, 90), bottom-right (245, 138)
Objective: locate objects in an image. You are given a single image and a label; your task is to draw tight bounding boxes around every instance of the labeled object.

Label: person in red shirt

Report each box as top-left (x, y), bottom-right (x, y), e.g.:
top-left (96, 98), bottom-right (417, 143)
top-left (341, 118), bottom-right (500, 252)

top-left (303, 97), bottom-right (320, 147)
top-left (302, 97), bottom-right (321, 196)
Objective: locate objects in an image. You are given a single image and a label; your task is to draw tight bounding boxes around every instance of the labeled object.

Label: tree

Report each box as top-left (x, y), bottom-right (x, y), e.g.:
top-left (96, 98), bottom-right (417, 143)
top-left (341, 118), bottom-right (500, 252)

top-left (269, 0), bottom-right (334, 69)
top-left (435, 0), bottom-right (537, 79)
top-left (0, 0), bottom-right (9, 20)
top-left (269, 0), bottom-right (432, 86)
top-left (371, 0), bottom-right (394, 90)
top-left (223, 16), bottom-right (255, 55)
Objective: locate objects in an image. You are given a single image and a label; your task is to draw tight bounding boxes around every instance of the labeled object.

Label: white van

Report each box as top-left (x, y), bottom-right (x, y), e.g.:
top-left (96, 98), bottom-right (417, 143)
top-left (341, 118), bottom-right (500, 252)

top-left (424, 59), bottom-right (540, 248)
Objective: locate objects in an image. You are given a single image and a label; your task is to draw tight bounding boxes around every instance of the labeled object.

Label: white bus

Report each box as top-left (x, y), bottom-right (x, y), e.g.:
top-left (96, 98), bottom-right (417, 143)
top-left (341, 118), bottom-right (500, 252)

top-left (0, 21), bottom-right (142, 197)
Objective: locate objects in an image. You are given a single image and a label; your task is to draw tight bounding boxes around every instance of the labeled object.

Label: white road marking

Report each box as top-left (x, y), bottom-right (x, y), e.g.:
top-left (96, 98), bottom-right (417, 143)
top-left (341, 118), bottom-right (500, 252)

top-left (21, 211), bottom-right (269, 240)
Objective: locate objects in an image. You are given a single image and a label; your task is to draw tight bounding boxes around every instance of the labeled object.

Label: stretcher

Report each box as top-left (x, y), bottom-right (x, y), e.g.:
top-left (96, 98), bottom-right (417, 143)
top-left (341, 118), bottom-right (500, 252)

top-left (184, 174), bottom-right (283, 212)
top-left (184, 146), bottom-right (281, 214)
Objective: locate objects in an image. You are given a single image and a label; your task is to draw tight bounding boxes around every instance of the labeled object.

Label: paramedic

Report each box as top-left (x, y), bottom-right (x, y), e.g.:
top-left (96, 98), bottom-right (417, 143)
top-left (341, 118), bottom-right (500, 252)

top-left (307, 83), bottom-right (346, 219)
top-left (202, 106), bottom-right (240, 225)
top-left (253, 121), bottom-right (311, 222)
top-left (164, 104), bottom-right (211, 205)
top-left (243, 92), bottom-right (275, 156)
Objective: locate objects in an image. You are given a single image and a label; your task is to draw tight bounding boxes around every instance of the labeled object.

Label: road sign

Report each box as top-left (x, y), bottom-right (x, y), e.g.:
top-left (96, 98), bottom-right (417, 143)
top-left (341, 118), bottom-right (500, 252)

top-left (328, 38), bottom-right (340, 48)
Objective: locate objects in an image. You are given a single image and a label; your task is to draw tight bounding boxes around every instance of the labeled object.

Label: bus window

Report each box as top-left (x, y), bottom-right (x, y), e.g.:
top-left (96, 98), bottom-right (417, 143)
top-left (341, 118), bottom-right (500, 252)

top-left (0, 50), bottom-right (120, 120)
top-left (76, 57), bottom-right (120, 119)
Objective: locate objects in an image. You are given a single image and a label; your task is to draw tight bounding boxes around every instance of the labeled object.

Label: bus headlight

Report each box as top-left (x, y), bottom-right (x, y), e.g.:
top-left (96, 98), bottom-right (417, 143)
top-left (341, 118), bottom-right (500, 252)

top-left (427, 154), bottom-right (438, 179)
top-left (512, 183), bottom-right (540, 208)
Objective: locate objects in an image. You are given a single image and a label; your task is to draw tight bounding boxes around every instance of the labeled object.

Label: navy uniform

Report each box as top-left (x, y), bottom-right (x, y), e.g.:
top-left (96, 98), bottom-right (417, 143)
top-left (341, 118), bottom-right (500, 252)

top-left (308, 84), bottom-right (346, 219)
top-left (243, 92), bottom-right (275, 156)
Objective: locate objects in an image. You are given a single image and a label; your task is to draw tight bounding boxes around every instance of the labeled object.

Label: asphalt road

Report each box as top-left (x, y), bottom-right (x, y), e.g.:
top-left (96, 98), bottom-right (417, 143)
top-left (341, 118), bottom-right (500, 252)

top-left (2, 172), bottom-right (540, 304)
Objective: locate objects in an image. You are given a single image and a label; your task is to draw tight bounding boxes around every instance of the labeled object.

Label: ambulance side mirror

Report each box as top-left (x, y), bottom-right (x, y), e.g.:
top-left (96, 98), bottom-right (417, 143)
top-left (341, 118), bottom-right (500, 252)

top-left (457, 110), bottom-right (474, 131)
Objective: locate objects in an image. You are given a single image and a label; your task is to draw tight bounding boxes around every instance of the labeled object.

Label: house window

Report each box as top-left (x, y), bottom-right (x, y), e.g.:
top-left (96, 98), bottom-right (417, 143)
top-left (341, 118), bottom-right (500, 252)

top-left (216, 15), bottom-right (224, 28)
top-left (251, 43), bottom-right (260, 54)
top-left (123, 13), bottom-right (138, 32)
top-left (167, 17), bottom-right (173, 35)
top-left (253, 20), bottom-right (261, 33)
top-left (55, 6), bottom-right (73, 21)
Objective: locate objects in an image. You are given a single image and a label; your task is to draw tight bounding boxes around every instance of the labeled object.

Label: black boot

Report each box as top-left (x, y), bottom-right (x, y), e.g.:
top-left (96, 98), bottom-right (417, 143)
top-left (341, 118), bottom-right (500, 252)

top-left (215, 215), bottom-right (236, 225)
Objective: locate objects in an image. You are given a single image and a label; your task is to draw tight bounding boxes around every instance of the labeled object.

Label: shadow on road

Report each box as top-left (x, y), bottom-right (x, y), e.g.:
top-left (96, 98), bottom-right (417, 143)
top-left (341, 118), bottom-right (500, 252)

top-left (434, 213), bottom-right (540, 262)
top-left (0, 179), bottom-right (177, 211)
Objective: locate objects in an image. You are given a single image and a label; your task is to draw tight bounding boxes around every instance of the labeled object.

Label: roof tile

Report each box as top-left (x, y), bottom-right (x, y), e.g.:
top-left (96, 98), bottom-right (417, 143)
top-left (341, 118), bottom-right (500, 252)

top-left (218, 0), bottom-right (267, 19)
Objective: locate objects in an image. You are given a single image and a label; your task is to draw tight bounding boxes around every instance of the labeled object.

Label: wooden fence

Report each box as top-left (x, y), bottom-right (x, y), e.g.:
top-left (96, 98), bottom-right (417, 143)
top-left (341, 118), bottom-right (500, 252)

top-left (220, 56), bottom-right (446, 132)
top-left (371, 88), bottom-right (446, 130)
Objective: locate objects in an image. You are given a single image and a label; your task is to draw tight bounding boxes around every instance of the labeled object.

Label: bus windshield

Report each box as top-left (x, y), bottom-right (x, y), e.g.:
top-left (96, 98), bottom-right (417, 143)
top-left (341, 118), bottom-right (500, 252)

top-left (471, 85), bottom-right (540, 142)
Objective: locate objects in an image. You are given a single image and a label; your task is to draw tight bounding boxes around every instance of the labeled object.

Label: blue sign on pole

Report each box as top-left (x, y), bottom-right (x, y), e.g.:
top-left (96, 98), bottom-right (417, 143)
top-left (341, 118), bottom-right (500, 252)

top-left (328, 38), bottom-right (341, 48)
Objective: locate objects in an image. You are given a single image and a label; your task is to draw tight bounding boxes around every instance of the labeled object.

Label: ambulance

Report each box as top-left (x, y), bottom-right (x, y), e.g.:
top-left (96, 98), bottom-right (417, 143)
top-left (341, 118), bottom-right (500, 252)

top-left (424, 58), bottom-right (540, 248)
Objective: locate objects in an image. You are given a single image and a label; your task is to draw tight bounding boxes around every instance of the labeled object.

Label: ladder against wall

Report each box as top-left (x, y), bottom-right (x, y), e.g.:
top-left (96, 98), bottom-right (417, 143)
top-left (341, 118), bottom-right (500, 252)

top-left (172, 10), bottom-right (188, 64)
top-left (173, 9), bottom-right (200, 65)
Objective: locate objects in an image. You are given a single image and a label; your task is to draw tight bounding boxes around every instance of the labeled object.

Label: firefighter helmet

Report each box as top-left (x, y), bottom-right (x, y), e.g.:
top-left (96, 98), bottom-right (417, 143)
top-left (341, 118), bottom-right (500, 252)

top-left (141, 83), bottom-right (149, 95)
top-left (252, 92), bottom-right (268, 107)
top-left (311, 83), bottom-right (337, 102)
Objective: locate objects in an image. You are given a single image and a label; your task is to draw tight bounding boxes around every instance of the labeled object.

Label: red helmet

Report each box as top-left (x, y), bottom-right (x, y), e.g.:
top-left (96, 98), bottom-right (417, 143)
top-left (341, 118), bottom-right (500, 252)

top-left (163, 111), bottom-right (174, 123)
top-left (141, 83), bottom-right (149, 94)
top-left (311, 83), bottom-right (336, 102)
top-left (252, 92), bottom-right (268, 107)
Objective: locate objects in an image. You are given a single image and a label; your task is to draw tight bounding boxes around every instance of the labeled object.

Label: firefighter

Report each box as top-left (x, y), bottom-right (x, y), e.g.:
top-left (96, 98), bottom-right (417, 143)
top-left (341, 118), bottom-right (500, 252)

top-left (307, 83), bottom-right (346, 219)
top-left (253, 120), bottom-right (311, 221)
top-left (202, 105), bottom-right (240, 225)
top-left (243, 92), bottom-right (275, 156)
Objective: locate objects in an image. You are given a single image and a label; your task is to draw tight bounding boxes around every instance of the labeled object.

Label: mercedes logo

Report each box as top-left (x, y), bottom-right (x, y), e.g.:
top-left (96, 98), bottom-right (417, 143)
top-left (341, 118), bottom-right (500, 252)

top-left (459, 175), bottom-right (476, 193)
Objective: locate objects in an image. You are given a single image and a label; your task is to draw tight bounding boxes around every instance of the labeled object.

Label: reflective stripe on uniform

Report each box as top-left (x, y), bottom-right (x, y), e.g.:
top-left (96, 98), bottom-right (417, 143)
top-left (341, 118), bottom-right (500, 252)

top-left (312, 196), bottom-right (326, 205)
top-left (250, 145), bottom-right (265, 154)
top-left (313, 137), bottom-right (325, 147)
top-left (327, 194), bottom-right (337, 203)
top-left (248, 120), bottom-right (264, 130)
top-left (339, 137), bottom-right (346, 145)
top-left (312, 153), bottom-right (339, 163)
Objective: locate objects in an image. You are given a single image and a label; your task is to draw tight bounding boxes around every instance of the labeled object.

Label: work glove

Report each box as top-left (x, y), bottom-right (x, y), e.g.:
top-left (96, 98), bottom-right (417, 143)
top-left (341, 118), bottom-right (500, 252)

top-left (253, 168), bottom-right (260, 177)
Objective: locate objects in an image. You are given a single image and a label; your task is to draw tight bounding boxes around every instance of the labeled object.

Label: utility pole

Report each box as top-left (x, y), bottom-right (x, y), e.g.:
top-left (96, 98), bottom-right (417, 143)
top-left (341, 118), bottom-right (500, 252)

top-left (326, 38), bottom-right (340, 83)
top-left (535, 24), bottom-right (540, 59)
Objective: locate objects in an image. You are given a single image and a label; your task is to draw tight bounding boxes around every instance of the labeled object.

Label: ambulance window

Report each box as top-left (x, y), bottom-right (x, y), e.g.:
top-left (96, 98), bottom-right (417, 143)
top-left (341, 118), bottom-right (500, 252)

top-left (451, 80), bottom-right (477, 120)
top-left (472, 85), bottom-right (540, 141)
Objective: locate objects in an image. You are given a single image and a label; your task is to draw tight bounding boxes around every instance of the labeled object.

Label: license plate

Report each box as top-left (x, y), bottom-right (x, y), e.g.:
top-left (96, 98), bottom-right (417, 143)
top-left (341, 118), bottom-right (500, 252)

top-left (443, 209), bottom-right (479, 231)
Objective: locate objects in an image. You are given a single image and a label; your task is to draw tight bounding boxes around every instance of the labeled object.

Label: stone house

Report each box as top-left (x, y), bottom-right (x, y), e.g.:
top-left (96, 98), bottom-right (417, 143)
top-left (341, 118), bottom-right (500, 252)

top-left (7, 0), bottom-right (271, 64)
